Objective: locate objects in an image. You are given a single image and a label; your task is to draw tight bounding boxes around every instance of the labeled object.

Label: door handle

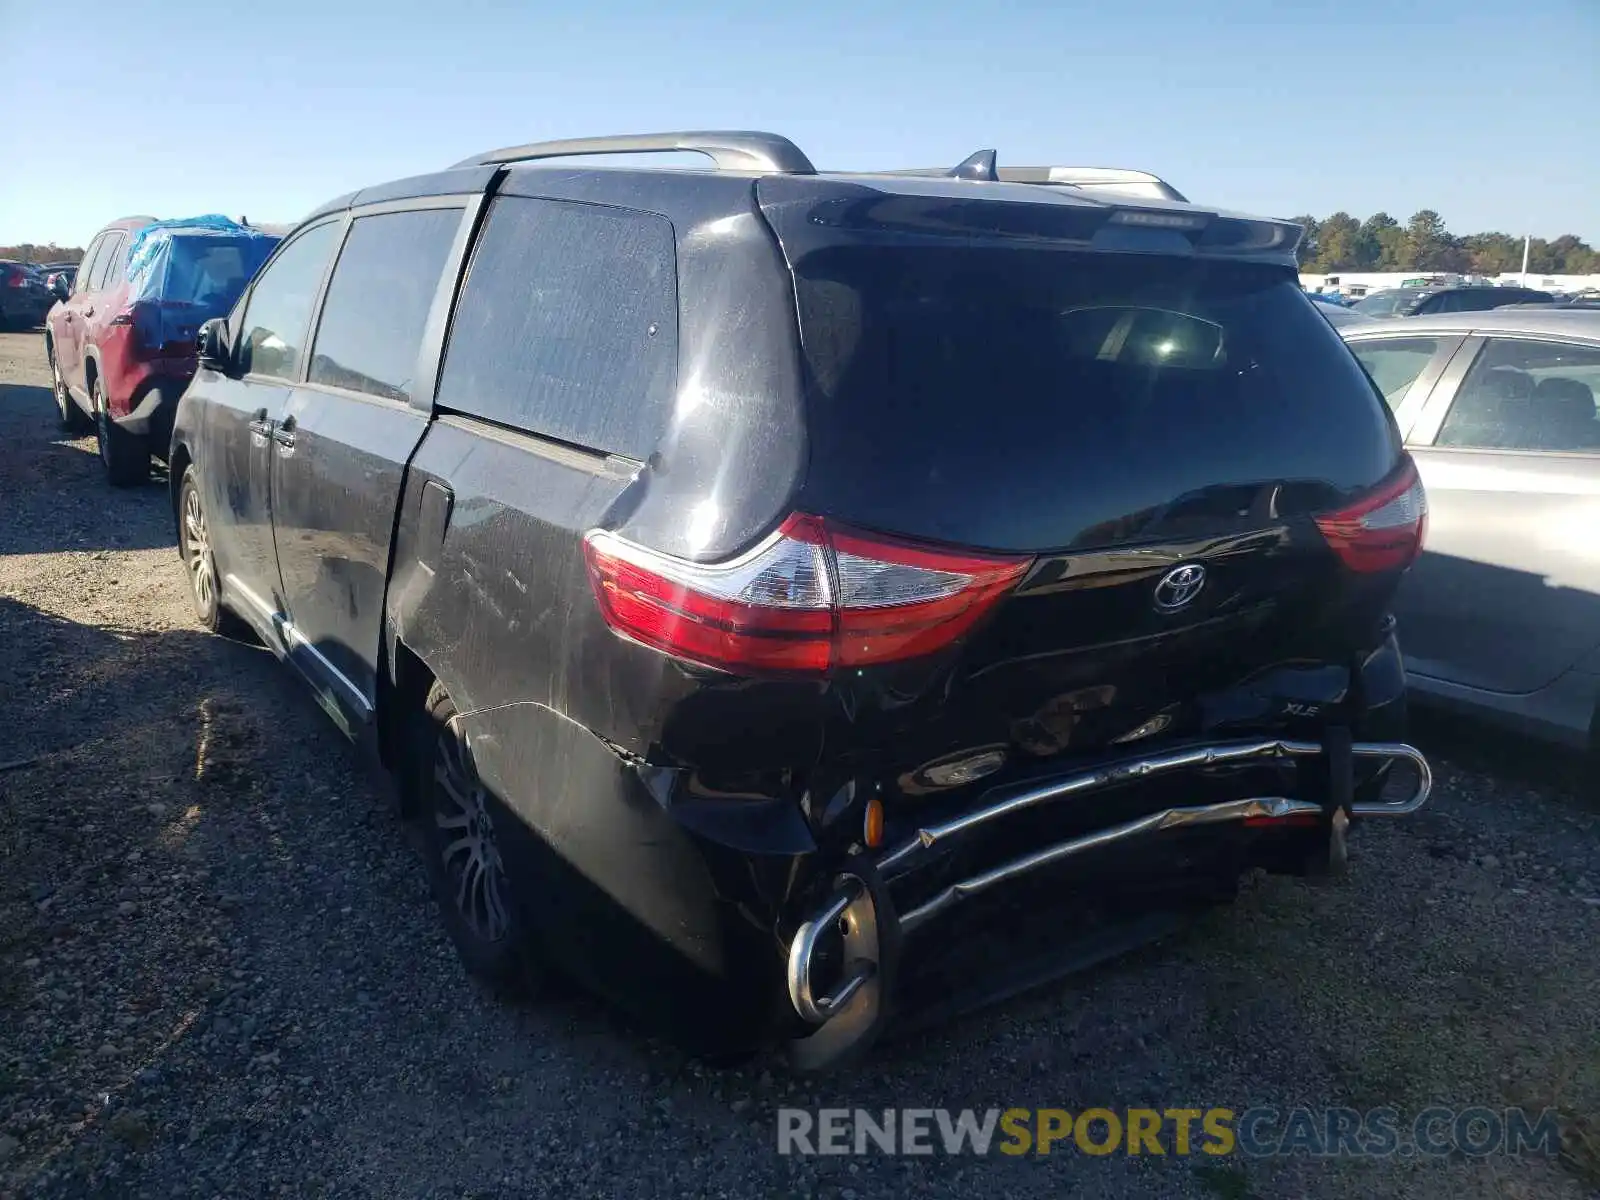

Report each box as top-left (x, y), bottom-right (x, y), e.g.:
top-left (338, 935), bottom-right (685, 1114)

top-left (247, 407), bottom-right (272, 439)
top-left (273, 413), bottom-right (297, 451)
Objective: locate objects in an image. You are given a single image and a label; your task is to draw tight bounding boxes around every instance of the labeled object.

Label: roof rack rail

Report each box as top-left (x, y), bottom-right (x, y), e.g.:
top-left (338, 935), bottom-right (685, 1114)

top-left (887, 158), bottom-right (1187, 202)
top-left (451, 130), bottom-right (816, 174)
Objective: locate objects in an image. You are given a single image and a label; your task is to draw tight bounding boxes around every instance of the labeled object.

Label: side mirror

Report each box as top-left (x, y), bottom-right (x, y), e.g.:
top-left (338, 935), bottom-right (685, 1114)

top-left (198, 318), bottom-right (233, 374)
top-left (50, 276), bottom-right (70, 302)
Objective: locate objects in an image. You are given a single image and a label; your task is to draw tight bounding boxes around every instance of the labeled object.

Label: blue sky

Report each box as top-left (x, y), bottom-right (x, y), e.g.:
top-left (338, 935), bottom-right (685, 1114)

top-left (2, 0), bottom-right (1596, 247)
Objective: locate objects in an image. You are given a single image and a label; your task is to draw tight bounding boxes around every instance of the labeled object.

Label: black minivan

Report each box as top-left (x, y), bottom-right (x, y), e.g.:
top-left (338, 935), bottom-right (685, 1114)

top-left (170, 131), bottom-right (1432, 1069)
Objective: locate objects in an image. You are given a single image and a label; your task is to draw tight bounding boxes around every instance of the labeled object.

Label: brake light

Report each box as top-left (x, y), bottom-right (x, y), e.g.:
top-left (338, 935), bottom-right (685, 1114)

top-left (1313, 459), bottom-right (1428, 572)
top-left (582, 514), bottom-right (1032, 675)
top-left (4, 273), bottom-right (25, 288)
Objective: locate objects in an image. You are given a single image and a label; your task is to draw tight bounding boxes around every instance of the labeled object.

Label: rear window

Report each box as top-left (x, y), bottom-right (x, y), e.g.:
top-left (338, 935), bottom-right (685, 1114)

top-left (794, 246), bottom-right (1400, 552)
top-left (1352, 290), bottom-right (1416, 316)
top-left (159, 236), bottom-right (276, 307)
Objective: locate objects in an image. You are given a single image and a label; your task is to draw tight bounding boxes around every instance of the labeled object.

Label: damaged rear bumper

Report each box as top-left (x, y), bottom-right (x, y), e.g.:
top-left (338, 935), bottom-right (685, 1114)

top-left (785, 737), bottom-right (1431, 1069)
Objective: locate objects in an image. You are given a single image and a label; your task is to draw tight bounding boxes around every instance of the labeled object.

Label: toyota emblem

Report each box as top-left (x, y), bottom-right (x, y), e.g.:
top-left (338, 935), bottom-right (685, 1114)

top-left (1153, 563), bottom-right (1207, 612)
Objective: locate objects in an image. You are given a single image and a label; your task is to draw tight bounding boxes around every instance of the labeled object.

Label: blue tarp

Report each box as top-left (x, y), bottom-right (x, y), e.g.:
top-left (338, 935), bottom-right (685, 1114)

top-left (120, 215), bottom-right (280, 349)
top-left (123, 215), bottom-right (279, 307)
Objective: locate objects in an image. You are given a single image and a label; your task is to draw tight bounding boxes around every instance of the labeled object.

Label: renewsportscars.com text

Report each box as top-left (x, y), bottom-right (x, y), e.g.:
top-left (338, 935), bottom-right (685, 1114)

top-left (776, 1106), bottom-right (1562, 1159)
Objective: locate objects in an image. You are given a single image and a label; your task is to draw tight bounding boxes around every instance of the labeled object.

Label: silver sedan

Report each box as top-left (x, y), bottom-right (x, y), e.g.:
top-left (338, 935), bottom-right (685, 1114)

top-left (1340, 309), bottom-right (1600, 756)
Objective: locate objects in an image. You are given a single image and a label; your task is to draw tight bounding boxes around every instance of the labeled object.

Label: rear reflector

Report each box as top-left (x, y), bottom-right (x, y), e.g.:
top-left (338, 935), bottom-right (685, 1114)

top-left (582, 515), bottom-right (1032, 675)
top-left (1243, 813), bottom-right (1321, 828)
top-left (1313, 459), bottom-right (1427, 573)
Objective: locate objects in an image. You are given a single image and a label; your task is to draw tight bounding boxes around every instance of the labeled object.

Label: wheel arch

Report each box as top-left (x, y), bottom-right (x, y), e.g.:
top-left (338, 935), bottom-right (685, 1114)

top-left (168, 442), bottom-right (194, 527)
top-left (378, 633), bottom-right (438, 817)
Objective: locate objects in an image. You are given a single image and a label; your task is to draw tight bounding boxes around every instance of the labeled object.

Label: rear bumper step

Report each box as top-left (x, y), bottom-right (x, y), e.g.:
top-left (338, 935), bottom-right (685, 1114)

top-left (785, 737), bottom-right (1431, 1067)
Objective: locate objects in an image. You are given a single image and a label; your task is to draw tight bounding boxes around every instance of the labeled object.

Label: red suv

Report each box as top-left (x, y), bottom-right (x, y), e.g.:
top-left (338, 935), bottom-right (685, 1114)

top-left (45, 216), bottom-right (279, 485)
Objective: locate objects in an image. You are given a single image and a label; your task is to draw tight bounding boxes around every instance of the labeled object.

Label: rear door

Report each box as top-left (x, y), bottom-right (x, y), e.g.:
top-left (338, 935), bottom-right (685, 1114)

top-left (269, 199), bottom-right (473, 729)
top-left (1397, 334), bottom-right (1600, 693)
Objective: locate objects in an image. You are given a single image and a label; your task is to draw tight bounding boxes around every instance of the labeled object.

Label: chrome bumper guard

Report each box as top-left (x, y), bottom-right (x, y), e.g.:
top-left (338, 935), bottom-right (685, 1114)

top-left (788, 738), bottom-right (1431, 1034)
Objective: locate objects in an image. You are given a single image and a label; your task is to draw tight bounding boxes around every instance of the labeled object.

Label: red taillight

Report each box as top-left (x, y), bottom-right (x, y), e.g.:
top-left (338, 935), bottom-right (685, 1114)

top-left (1313, 460), bottom-right (1428, 573)
top-left (4, 274), bottom-right (26, 288)
top-left (582, 514), bottom-right (1032, 676)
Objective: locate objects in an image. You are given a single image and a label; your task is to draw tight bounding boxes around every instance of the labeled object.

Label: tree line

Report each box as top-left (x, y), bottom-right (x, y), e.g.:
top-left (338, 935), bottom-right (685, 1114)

top-left (0, 243), bottom-right (86, 265)
top-left (10, 215), bottom-right (1600, 278)
top-left (1293, 211), bottom-right (1600, 276)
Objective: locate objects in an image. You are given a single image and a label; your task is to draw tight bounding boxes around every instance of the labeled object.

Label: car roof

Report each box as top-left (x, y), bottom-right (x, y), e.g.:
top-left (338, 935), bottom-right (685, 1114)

top-left (1426, 283), bottom-right (1545, 294)
top-left (301, 136), bottom-right (1305, 268)
top-left (1340, 308), bottom-right (1600, 339)
top-left (89, 216), bottom-right (160, 237)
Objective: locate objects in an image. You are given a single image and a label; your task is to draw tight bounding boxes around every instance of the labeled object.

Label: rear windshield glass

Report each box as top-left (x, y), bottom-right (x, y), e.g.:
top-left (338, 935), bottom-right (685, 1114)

top-left (1351, 289), bottom-right (1421, 316)
top-left (794, 246), bottom-right (1400, 552)
top-left (159, 236), bottom-right (274, 307)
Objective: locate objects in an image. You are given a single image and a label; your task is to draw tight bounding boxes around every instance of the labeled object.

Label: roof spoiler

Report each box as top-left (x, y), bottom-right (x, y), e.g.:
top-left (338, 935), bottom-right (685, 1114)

top-left (886, 154), bottom-right (1188, 202)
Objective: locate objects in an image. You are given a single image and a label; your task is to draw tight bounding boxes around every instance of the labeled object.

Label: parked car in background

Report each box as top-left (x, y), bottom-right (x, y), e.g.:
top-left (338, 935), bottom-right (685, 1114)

top-left (169, 131), bottom-right (1432, 1068)
top-left (1318, 305), bottom-right (1379, 330)
top-left (42, 266), bottom-right (77, 293)
top-left (0, 261), bottom-right (54, 329)
top-left (44, 215), bottom-right (279, 485)
top-left (1341, 309), bottom-right (1600, 764)
top-left (1352, 284), bottom-right (1554, 318)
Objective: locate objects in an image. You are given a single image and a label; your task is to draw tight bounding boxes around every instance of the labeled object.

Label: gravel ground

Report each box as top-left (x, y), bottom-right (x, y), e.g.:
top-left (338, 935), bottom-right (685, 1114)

top-left (1, 328), bottom-right (1598, 1200)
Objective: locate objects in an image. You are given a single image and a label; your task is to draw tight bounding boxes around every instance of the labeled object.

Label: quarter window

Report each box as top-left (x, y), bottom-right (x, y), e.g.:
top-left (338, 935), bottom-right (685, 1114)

top-left (237, 222), bottom-right (342, 381)
top-left (1435, 338), bottom-right (1600, 453)
top-left (88, 234), bottom-right (125, 292)
top-left (1347, 337), bottom-right (1442, 410)
top-left (436, 196), bottom-right (678, 458)
top-left (99, 234), bottom-right (129, 290)
top-left (308, 207), bottom-right (462, 403)
top-left (75, 235), bottom-right (108, 296)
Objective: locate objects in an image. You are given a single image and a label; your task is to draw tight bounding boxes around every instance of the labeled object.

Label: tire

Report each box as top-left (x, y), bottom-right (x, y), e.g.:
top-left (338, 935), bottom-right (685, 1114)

top-left (48, 346), bottom-right (91, 434)
top-left (176, 465), bottom-right (244, 636)
top-left (93, 376), bottom-right (149, 486)
top-left (414, 682), bottom-right (541, 993)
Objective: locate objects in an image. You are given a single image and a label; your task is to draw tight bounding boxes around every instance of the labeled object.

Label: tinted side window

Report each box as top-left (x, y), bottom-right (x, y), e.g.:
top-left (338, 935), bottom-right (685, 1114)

top-left (308, 207), bottom-right (461, 403)
top-left (437, 197), bottom-right (677, 458)
top-left (1454, 290), bottom-right (1500, 313)
top-left (99, 234), bottom-right (130, 290)
top-left (88, 234), bottom-right (125, 292)
top-left (1348, 337), bottom-right (1443, 409)
top-left (238, 222), bottom-right (342, 381)
top-left (1436, 338), bottom-right (1600, 453)
top-left (75, 235), bottom-right (108, 295)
